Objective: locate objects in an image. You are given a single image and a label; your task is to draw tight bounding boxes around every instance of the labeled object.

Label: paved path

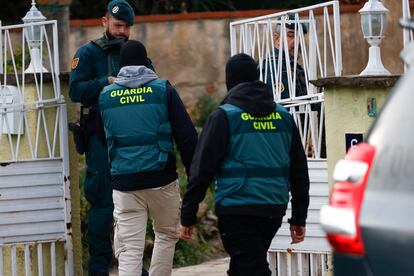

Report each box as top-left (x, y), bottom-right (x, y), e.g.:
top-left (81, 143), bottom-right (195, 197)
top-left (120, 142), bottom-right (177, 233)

top-left (110, 258), bottom-right (229, 276)
top-left (172, 258), bottom-right (229, 276)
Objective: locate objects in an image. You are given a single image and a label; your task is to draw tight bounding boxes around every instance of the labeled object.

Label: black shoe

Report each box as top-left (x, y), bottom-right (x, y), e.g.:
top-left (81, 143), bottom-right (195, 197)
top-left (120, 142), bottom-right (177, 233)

top-left (89, 272), bottom-right (108, 276)
top-left (141, 268), bottom-right (149, 276)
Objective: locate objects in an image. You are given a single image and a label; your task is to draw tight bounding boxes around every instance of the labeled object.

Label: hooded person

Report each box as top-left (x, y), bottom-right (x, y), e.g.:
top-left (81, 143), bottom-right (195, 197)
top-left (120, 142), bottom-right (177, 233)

top-left (98, 40), bottom-right (198, 276)
top-left (180, 53), bottom-right (310, 276)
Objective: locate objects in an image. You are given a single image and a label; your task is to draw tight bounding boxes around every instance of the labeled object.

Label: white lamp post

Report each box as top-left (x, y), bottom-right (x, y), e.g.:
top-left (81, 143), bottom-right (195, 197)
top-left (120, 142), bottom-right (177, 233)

top-left (359, 0), bottom-right (390, 76)
top-left (22, 0), bottom-right (48, 73)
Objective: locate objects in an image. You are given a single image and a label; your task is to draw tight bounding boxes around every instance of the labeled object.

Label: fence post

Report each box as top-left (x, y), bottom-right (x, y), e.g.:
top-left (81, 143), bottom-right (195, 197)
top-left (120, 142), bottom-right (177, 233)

top-left (333, 0), bottom-right (342, 76)
top-left (402, 0), bottom-right (412, 71)
top-left (0, 20), bottom-right (3, 75)
top-left (402, 0), bottom-right (411, 46)
top-left (230, 22), bottom-right (237, 56)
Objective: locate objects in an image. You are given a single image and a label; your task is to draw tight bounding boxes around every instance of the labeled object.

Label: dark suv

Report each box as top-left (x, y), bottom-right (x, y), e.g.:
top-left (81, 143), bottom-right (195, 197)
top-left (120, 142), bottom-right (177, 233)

top-left (320, 51), bottom-right (414, 275)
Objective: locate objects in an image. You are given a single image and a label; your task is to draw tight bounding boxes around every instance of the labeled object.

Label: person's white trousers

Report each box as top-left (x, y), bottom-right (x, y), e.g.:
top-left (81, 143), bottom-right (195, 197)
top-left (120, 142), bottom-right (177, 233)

top-left (113, 180), bottom-right (181, 276)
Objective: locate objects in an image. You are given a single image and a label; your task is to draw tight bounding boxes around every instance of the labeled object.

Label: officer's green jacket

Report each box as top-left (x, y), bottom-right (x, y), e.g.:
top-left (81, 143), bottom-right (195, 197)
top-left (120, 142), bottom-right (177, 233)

top-left (181, 80), bottom-right (310, 227)
top-left (260, 48), bottom-right (307, 99)
top-left (70, 35), bottom-right (121, 107)
top-left (69, 35), bottom-right (121, 275)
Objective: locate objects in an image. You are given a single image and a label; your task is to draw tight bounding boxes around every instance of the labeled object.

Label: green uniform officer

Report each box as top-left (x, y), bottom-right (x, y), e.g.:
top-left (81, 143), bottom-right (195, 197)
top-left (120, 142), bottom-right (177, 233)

top-left (260, 14), bottom-right (326, 158)
top-left (69, 1), bottom-right (134, 275)
top-left (260, 14), bottom-right (308, 99)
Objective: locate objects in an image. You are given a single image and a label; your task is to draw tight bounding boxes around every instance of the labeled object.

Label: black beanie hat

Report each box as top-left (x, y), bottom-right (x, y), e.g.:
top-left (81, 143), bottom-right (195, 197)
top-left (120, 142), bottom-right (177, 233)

top-left (119, 40), bottom-right (148, 68)
top-left (225, 53), bottom-right (259, 91)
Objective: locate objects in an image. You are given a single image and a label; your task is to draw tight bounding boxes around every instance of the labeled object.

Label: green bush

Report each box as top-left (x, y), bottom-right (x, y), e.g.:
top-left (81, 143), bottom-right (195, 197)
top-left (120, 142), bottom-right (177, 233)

top-left (191, 95), bottom-right (220, 127)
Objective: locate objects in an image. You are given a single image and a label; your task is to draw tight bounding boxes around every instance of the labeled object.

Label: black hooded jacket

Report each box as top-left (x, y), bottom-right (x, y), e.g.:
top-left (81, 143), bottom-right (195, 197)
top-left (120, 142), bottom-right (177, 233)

top-left (181, 80), bottom-right (310, 227)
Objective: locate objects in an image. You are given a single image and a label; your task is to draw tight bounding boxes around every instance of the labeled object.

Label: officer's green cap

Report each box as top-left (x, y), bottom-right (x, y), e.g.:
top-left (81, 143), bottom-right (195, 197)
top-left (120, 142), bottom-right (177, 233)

top-left (278, 13), bottom-right (308, 34)
top-left (107, 0), bottom-right (135, 26)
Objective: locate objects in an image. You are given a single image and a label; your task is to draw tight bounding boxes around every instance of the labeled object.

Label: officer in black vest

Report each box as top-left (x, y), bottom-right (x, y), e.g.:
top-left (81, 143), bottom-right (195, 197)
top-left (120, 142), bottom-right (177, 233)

top-left (69, 1), bottom-right (140, 275)
top-left (180, 54), bottom-right (310, 276)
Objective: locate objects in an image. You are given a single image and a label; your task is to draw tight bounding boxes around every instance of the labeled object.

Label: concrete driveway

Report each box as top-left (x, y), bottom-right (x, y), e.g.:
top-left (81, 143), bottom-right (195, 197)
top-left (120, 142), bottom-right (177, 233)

top-left (110, 258), bottom-right (229, 276)
top-left (172, 258), bottom-right (229, 276)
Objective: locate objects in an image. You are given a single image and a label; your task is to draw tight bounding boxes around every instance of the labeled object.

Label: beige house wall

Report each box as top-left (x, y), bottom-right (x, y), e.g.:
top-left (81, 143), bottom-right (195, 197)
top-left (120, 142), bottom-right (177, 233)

top-left (324, 84), bottom-right (392, 188)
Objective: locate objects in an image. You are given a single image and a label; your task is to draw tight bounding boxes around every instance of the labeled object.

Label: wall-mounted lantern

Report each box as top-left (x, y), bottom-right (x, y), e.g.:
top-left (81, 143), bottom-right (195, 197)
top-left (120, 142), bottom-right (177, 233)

top-left (22, 0), bottom-right (48, 73)
top-left (359, 0), bottom-right (391, 75)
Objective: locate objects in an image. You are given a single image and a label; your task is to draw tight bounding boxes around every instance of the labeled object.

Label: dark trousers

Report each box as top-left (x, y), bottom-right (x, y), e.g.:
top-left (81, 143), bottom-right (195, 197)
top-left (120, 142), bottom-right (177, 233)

top-left (85, 136), bottom-right (114, 276)
top-left (218, 215), bottom-right (283, 276)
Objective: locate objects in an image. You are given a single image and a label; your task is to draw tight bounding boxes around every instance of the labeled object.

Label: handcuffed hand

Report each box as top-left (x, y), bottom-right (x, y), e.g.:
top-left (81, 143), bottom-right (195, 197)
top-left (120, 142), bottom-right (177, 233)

top-left (108, 76), bottom-right (116, 84)
top-left (290, 225), bottom-right (306, 244)
top-left (179, 225), bottom-right (193, 241)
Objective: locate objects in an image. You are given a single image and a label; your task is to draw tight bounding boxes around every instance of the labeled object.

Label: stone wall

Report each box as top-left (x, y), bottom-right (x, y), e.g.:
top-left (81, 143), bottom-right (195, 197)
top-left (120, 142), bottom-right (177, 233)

top-left (68, 2), bottom-right (408, 107)
top-left (70, 16), bottom-right (235, 107)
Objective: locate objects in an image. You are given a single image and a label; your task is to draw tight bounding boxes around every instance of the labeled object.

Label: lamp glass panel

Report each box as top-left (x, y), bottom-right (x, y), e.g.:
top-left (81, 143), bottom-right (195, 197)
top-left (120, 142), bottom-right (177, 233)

top-left (361, 14), bottom-right (372, 37)
top-left (371, 13), bottom-right (383, 37)
top-left (380, 13), bottom-right (388, 36)
top-left (25, 24), bottom-right (42, 46)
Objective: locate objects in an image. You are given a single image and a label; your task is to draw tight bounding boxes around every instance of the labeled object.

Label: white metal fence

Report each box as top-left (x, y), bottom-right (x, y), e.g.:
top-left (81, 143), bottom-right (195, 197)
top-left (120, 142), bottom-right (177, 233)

top-left (230, 1), bottom-right (341, 160)
top-left (402, 0), bottom-right (414, 68)
top-left (0, 20), bottom-right (73, 276)
top-left (267, 160), bottom-right (332, 276)
top-left (230, 1), bottom-right (342, 274)
top-left (402, 0), bottom-right (413, 47)
top-left (268, 251), bottom-right (332, 276)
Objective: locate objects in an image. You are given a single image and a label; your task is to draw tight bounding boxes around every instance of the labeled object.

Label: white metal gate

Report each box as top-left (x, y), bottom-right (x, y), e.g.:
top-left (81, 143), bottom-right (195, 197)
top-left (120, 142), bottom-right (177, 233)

top-left (230, 1), bottom-right (342, 274)
top-left (402, 0), bottom-right (413, 48)
top-left (0, 17), bottom-right (73, 276)
top-left (267, 160), bottom-right (332, 276)
top-left (402, 0), bottom-right (414, 69)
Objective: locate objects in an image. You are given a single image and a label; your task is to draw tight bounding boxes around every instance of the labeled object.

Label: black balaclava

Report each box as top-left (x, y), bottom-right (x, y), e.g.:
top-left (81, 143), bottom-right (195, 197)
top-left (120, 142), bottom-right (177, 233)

top-left (225, 53), bottom-right (259, 91)
top-left (119, 40), bottom-right (148, 68)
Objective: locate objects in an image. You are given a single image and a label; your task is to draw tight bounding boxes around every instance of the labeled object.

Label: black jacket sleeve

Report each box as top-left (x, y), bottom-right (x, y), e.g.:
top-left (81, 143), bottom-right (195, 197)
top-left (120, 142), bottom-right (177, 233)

top-left (166, 84), bottom-right (198, 176)
top-left (288, 120), bottom-right (310, 226)
top-left (180, 109), bottom-right (229, 227)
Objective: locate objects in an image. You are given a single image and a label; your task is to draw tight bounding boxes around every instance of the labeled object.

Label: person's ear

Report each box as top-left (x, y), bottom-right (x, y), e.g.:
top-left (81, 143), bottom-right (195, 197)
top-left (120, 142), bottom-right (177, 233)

top-left (102, 16), bottom-right (108, 29)
top-left (274, 32), bottom-right (280, 44)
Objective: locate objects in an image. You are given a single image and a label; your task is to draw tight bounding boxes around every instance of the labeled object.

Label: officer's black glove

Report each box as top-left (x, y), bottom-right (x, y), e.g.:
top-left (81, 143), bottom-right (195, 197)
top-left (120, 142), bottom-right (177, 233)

top-left (68, 122), bottom-right (87, 154)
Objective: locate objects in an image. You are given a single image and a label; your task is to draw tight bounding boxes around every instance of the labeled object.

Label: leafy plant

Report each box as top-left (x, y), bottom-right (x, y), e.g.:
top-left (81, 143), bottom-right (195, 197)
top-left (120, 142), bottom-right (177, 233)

top-left (188, 0), bottom-right (235, 12)
top-left (78, 157), bottom-right (90, 272)
top-left (191, 95), bottom-right (220, 127)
